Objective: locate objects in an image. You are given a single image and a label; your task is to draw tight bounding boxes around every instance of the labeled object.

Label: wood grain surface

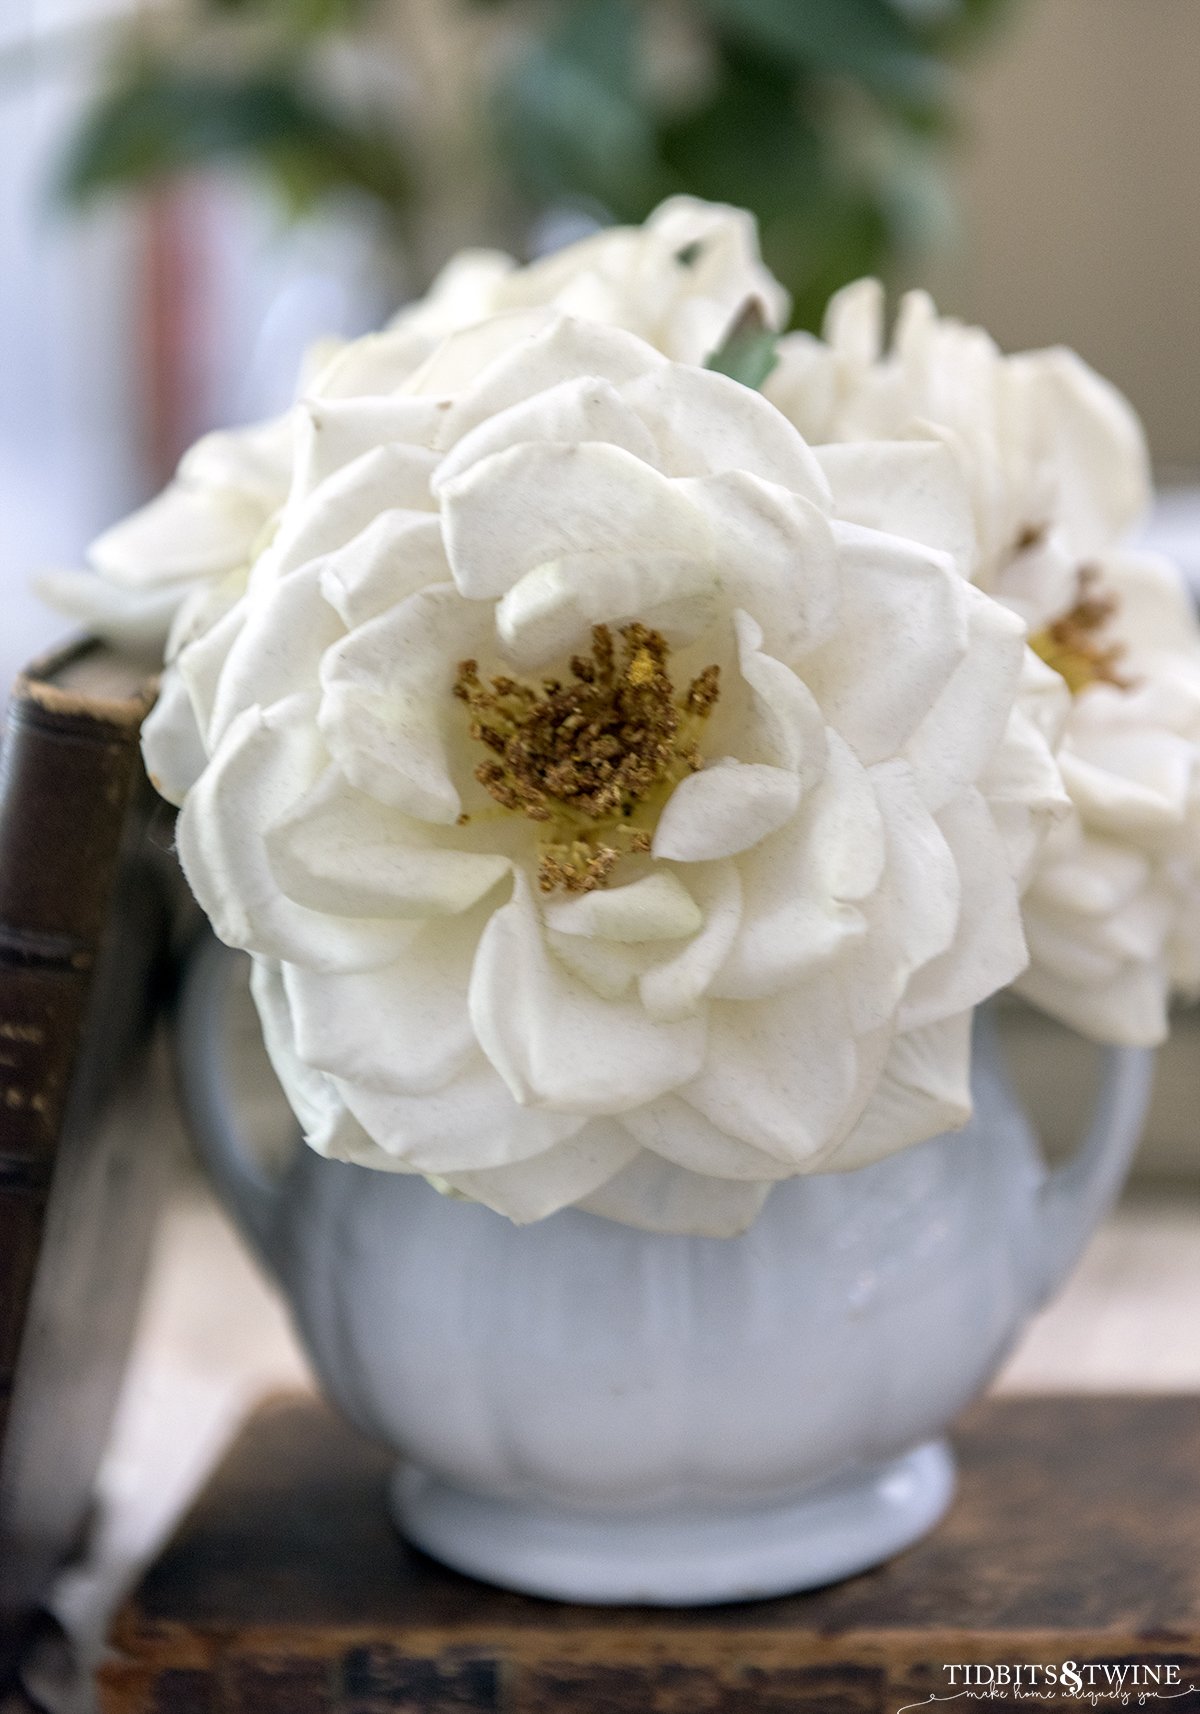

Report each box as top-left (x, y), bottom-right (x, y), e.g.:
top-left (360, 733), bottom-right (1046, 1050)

top-left (99, 1393), bottom-right (1200, 1713)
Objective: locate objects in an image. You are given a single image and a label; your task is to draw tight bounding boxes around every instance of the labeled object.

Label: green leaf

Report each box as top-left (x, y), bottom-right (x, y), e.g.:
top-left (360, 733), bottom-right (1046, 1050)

top-left (704, 299), bottom-right (780, 389)
top-left (695, 0), bottom-right (946, 103)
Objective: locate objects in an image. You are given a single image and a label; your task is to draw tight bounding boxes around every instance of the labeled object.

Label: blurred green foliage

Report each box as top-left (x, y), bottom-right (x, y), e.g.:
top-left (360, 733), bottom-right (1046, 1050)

top-left (55, 0), bottom-right (410, 224)
top-left (62, 66), bottom-right (410, 216)
top-left (489, 0), bottom-right (1017, 324)
top-left (52, 0), bottom-right (1018, 328)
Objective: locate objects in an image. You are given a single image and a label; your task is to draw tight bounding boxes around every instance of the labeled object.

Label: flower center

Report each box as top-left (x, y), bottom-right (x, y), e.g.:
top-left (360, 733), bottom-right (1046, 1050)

top-left (1029, 567), bottom-right (1128, 695)
top-left (454, 623), bottom-right (720, 893)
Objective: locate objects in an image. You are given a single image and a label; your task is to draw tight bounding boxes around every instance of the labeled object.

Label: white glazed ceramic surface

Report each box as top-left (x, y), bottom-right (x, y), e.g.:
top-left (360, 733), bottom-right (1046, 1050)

top-left (177, 934), bottom-right (1154, 1604)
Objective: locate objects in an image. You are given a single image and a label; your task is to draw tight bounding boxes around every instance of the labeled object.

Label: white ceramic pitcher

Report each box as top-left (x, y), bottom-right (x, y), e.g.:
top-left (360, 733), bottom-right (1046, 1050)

top-left (176, 931), bottom-right (1154, 1605)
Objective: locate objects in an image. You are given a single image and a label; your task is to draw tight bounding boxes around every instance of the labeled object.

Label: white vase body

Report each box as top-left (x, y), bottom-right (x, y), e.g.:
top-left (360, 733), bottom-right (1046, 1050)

top-left (179, 938), bottom-right (1154, 1604)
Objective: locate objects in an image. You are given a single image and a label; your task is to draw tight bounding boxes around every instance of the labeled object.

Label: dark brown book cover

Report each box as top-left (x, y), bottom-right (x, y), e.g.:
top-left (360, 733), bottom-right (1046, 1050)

top-left (0, 642), bottom-right (178, 1681)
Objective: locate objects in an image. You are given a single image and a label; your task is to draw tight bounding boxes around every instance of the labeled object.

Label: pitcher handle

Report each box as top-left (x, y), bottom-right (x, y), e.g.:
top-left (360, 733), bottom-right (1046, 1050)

top-left (1028, 1029), bottom-right (1156, 1306)
top-left (173, 928), bottom-right (287, 1271)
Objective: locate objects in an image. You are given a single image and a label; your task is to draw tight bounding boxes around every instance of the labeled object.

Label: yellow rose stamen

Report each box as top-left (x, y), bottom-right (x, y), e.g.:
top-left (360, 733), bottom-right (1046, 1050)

top-left (1029, 566), bottom-right (1129, 696)
top-left (453, 623), bottom-right (720, 893)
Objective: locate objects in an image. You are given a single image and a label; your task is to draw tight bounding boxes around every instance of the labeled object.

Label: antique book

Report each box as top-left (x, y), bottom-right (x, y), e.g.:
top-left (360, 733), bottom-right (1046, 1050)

top-left (0, 642), bottom-right (177, 1680)
top-left (99, 1393), bottom-right (1200, 1714)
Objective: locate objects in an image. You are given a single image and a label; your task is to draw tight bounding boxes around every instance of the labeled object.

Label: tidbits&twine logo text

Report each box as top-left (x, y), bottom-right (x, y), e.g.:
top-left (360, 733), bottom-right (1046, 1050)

top-left (897, 1660), bottom-right (1198, 1709)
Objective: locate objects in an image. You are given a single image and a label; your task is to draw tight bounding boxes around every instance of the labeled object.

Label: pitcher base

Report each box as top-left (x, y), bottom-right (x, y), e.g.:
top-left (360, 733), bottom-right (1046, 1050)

top-left (390, 1439), bottom-right (955, 1605)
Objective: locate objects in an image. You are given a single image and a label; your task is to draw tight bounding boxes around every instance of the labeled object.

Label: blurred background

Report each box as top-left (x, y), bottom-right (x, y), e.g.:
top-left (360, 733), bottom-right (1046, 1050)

top-left (2, 4), bottom-right (1198, 1692)
top-left (4, 0), bottom-right (1199, 706)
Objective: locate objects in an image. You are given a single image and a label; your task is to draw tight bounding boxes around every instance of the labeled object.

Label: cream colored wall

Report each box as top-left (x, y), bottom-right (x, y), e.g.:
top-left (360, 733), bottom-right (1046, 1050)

top-left (931, 0), bottom-right (1200, 471)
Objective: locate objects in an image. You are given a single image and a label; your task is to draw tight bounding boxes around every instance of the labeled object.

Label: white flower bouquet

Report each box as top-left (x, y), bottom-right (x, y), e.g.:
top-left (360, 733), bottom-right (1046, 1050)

top-left (47, 199), bottom-right (1200, 1239)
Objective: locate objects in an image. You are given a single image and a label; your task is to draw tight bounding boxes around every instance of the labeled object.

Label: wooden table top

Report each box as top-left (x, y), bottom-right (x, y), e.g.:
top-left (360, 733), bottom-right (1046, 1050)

top-left (99, 1392), bottom-right (1200, 1714)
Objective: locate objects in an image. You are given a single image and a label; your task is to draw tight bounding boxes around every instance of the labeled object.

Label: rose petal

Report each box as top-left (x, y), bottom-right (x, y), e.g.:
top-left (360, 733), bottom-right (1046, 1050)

top-left (179, 412), bottom-right (293, 503)
top-left (388, 247), bottom-right (514, 333)
top-left (1030, 826), bottom-right (1149, 918)
top-left (269, 443), bottom-right (439, 581)
top-left (250, 958), bottom-right (372, 1160)
top-left (282, 906), bottom-right (488, 1096)
top-left (166, 566), bottom-right (248, 663)
top-left (178, 598), bottom-right (249, 747)
top-left (848, 760), bottom-right (961, 1031)
top-left (977, 655), bottom-right (1072, 886)
top-left (177, 696), bottom-right (411, 972)
top-left (730, 608), bottom-right (826, 778)
top-left (37, 568), bottom-right (189, 654)
top-left (653, 760), bottom-right (801, 863)
top-left (1061, 733), bottom-right (1195, 841)
top-left (996, 532), bottom-right (1078, 629)
top-left (761, 330), bottom-right (839, 442)
top-left (816, 439), bottom-right (977, 583)
top-left (713, 730), bottom-right (882, 1000)
top-left (267, 768), bottom-right (510, 919)
top-left (1014, 956), bottom-right (1168, 1049)
top-left (441, 438), bottom-right (712, 600)
top-left (433, 374), bottom-right (659, 491)
top-left (90, 483), bottom-right (265, 588)
top-left (822, 277), bottom-right (885, 364)
top-left (639, 860), bottom-right (743, 1020)
top-left (319, 584), bottom-right (486, 823)
top-left (621, 1093), bottom-right (792, 1181)
top-left (620, 364), bottom-right (829, 498)
top-left (645, 195), bottom-right (789, 326)
top-left (1103, 549), bottom-right (1200, 656)
top-left (338, 1052), bottom-right (585, 1172)
top-left (679, 472), bottom-right (839, 658)
top-left (826, 1011), bottom-right (974, 1172)
top-left (979, 701), bottom-right (1072, 873)
top-left (307, 326), bottom-right (452, 400)
top-left (544, 871), bottom-right (702, 942)
top-left (546, 932), bottom-right (656, 1000)
top-left (141, 666), bottom-right (209, 806)
top-left (317, 511), bottom-right (451, 629)
top-left (435, 1120), bottom-right (640, 1224)
top-left (1025, 873), bottom-right (1170, 978)
top-left (209, 561), bottom-right (344, 749)
top-left (578, 1153), bottom-right (772, 1237)
top-left (495, 547), bottom-right (720, 671)
top-left (1008, 345), bottom-right (1151, 555)
top-left (469, 871), bottom-right (706, 1115)
top-left (291, 397), bottom-right (444, 501)
top-left (683, 977), bottom-right (858, 1165)
top-left (423, 315), bottom-right (661, 441)
top-left (897, 788), bottom-right (1028, 1032)
top-left (800, 521), bottom-right (969, 765)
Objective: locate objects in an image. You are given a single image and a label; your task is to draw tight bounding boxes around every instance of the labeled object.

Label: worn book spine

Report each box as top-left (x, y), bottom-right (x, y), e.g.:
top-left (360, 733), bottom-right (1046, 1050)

top-left (0, 661), bottom-right (153, 1446)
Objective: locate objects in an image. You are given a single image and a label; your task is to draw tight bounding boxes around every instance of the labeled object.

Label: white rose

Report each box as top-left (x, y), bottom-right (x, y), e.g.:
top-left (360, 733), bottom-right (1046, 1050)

top-left (42, 198), bottom-right (786, 653)
top-left (396, 194), bottom-right (789, 366)
top-left (1016, 550), bottom-right (1200, 1043)
top-left (767, 282), bottom-right (1200, 1047)
top-left (152, 310), bottom-right (1062, 1235)
top-left (767, 281), bottom-right (1151, 622)
top-left (36, 408), bottom-right (298, 657)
